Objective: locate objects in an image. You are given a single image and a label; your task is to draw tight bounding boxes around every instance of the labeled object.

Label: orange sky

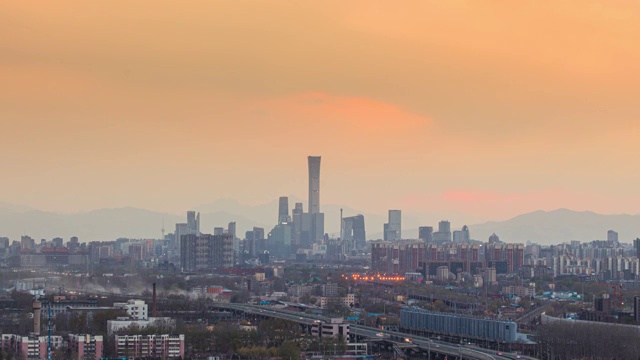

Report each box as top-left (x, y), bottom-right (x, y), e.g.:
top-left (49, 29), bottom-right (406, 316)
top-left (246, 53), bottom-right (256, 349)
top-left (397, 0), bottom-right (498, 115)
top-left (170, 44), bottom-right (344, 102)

top-left (1, 1), bottom-right (639, 220)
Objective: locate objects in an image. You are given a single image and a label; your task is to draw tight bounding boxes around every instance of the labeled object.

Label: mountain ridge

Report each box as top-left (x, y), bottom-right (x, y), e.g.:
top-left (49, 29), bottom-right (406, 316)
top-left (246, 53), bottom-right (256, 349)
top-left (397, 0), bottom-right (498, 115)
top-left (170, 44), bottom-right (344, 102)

top-left (1, 201), bottom-right (639, 245)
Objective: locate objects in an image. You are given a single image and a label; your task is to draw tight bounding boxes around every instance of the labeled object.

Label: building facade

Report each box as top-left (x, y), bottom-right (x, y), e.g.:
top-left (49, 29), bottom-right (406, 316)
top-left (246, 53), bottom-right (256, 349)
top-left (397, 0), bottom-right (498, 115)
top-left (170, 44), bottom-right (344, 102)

top-left (371, 240), bottom-right (425, 275)
top-left (311, 318), bottom-right (349, 339)
top-left (68, 334), bottom-right (104, 360)
top-left (383, 210), bottom-right (401, 241)
top-left (180, 233), bottom-right (233, 272)
top-left (113, 299), bottom-right (148, 320)
top-left (115, 334), bottom-right (184, 359)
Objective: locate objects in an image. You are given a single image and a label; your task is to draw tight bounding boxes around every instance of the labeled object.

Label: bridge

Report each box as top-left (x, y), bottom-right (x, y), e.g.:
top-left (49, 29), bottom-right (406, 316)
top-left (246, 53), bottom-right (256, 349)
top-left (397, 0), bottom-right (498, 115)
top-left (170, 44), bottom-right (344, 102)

top-left (47, 283), bottom-right (537, 359)
top-left (212, 303), bottom-right (536, 360)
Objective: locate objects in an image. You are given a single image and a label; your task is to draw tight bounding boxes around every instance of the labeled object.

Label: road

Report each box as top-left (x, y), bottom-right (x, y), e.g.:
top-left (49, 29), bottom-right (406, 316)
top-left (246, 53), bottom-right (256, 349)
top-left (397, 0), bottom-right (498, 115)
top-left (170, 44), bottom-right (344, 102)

top-left (214, 303), bottom-right (537, 360)
top-left (516, 303), bottom-right (548, 325)
top-left (49, 283), bottom-right (537, 360)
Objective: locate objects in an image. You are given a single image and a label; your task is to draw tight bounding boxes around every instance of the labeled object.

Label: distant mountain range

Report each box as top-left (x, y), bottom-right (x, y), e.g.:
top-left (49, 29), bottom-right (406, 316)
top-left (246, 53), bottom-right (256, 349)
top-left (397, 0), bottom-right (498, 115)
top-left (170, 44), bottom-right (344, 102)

top-left (1, 201), bottom-right (639, 245)
top-left (468, 209), bottom-right (640, 244)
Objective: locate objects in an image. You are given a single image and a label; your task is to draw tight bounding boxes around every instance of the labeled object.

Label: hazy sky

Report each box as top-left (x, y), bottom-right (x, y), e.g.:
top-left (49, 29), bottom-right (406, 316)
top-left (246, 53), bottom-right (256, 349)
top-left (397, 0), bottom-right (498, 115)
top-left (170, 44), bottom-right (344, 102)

top-left (1, 1), bottom-right (639, 220)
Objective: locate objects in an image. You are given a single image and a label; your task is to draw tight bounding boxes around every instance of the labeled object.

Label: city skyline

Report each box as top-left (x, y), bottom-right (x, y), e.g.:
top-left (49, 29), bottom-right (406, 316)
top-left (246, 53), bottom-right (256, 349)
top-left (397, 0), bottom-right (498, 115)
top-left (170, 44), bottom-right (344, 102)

top-left (2, 2), bottom-right (640, 219)
top-left (3, 3), bottom-right (640, 359)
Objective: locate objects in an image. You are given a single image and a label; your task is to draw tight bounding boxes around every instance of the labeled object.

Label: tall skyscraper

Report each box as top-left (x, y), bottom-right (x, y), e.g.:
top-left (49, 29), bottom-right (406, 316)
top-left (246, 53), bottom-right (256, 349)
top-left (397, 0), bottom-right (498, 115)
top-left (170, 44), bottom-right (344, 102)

top-left (303, 156), bottom-right (324, 246)
top-left (227, 221), bottom-right (239, 260)
top-left (461, 225), bottom-right (470, 242)
top-left (227, 222), bottom-right (237, 239)
top-left (634, 238), bottom-right (640, 259)
top-left (343, 215), bottom-right (366, 250)
top-left (253, 227), bottom-right (265, 241)
top-left (292, 203), bottom-right (304, 248)
top-left (384, 210), bottom-right (401, 240)
top-left (253, 227), bottom-right (266, 253)
top-left (439, 220), bottom-right (451, 234)
top-left (175, 211), bottom-right (201, 255)
top-left (268, 223), bottom-right (293, 258)
top-left (308, 156), bottom-right (321, 214)
top-left (433, 220), bottom-right (452, 243)
top-left (174, 223), bottom-right (188, 253)
top-left (293, 203), bottom-right (304, 216)
top-left (278, 196), bottom-right (290, 224)
top-left (418, 226), bottom-right (433, 243)
top-left (187, 211), bottom-right (200, 233)
top-left (244, 230), bottom-right (256, 257)
top-left (608, 230), bottom-right (618, 244)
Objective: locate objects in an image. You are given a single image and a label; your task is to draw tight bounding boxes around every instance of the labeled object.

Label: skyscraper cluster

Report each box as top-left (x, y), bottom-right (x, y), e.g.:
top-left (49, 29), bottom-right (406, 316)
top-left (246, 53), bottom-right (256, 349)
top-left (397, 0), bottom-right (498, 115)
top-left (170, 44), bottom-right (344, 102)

top-left (177, 156), bottom-right (333, 270)
top-left (174, 211), bottom-right (200, 255)
top-left (267, 156), bottom-right (326, 258)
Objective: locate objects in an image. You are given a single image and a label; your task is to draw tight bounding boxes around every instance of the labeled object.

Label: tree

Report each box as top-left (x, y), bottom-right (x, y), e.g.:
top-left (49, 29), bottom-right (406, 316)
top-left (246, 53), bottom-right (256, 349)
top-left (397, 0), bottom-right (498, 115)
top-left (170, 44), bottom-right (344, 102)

top-left (433, 300), bottom-right (447, 312)
top-left (231, 290), bottom-right (251, 304)
top-left (51, 349), bottom-right (67, 360)
top-left (257, 318), bottom-right (301, 346)
top-left (272, 277), bottom-right (286, 292)
top-left (278, 340), bottom-right (300, 360)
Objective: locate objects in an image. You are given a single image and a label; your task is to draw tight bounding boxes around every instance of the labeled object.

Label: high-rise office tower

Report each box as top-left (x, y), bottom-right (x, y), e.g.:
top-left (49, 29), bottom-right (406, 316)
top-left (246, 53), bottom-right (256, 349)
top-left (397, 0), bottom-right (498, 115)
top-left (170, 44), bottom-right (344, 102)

top-left (303, 156), bottom-right (324, 246)
top-left (634, 238), bottom-right (640, 259)
top-left (384, 210), bottom-right (401, 240)
top-left (418, 226), bottom-right (433, 243)
top-left (461, 225), bottom-right (470, 242)
top-left (453, 225), bottom-right (469, 242)
top-left (253, 227), bottom-right (265, 241)
top-left (268, 223), bottom-right (293, 258)
top-left (187, 211), bottom-right (200, 233)
top-left (343, 215), bottom-right (366, 250)
top-left (174, 223), bottom-right (188, 252)
top-left (308, 156), bottom-right (321, 214)
top-left (608, 230), bottom-right (618, 244)
top-left (439, 220), bottom-right (451, 234)
top-left (278, 196), bottom-right (290, 224)
top-left (302, 212), bottom-right (324, 246)
top-left (292, 203), bottom-right (304, 248)
top-left (253, 227), bottom-right (266, 253)
top-left (213, 227), bottom-right (224, 235)
top-left (228, 222), bottom-right (237, 239)
top-left (245, 230), bottom-right (256, 257)
top-left (227, 221), bottom-right (239, 260)
top-left (433, 220), bottom-right (452, 243)
top-left (293, 203), bottom-right (304, 216)
top-left (175, 211), bottom-right (201, 255)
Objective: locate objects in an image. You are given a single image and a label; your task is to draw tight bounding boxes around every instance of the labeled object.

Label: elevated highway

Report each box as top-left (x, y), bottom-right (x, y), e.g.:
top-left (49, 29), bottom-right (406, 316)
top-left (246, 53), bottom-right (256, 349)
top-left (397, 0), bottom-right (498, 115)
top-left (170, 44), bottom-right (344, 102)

top-left (212, 303), bottom-right (536, 360)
